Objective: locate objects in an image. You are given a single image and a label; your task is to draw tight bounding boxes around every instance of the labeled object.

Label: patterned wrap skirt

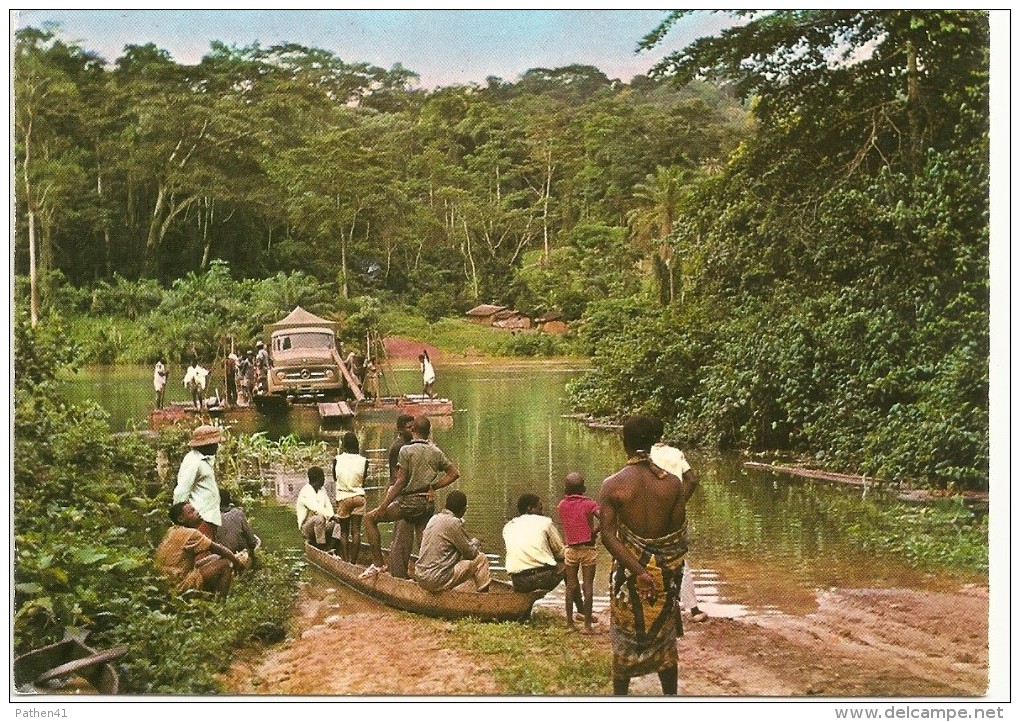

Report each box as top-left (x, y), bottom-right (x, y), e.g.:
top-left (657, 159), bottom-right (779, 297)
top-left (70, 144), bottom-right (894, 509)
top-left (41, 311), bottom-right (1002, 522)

top-left (609, 523), bottom-right (687, 679)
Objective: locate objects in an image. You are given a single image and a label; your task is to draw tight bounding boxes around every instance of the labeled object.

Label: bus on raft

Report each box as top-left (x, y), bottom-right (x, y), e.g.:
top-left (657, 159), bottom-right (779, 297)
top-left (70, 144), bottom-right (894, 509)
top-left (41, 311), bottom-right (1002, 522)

top-left (148, 306), bottom-right (453, 431)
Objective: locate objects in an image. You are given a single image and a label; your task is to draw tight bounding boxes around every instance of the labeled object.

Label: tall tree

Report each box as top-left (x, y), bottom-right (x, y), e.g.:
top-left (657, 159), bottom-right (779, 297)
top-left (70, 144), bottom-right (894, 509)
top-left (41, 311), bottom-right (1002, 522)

top-left (14, 28), bottom-right (100, 323)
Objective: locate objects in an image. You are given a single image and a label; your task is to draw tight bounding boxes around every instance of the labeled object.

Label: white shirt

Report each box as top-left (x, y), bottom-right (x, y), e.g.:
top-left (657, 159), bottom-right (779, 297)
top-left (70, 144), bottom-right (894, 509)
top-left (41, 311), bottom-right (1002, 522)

top-left (421, 357), bottom-right (436, 384)
top-left (173, 450), bottom-right (221, 526)
top-left (650, 443), bottom-right (691, 478)
top-left (183, 365), bottom-right (209, 391)
top-left (153, 361), bottom-right (167, 391)
top-left (295, 484), bottom-right (334, 528)
top-left (502, 514), bottom-right (565, 574)
top-left (333, 453), bottom-right (367, 501)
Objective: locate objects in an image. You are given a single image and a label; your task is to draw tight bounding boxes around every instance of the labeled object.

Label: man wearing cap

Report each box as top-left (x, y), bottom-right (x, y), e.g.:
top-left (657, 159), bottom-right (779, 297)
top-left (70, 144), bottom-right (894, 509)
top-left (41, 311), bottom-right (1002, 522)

top-left (174, 424), bottom-right (225, 541)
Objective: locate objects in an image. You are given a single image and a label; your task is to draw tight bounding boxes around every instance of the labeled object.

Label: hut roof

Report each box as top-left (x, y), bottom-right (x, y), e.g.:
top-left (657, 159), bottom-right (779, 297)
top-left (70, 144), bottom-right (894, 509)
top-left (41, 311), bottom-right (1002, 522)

top-left (493, 309), bottom-right (522, 321)
top-left (536, 312), bottom-right (563, 323)
top-left (465, 304), bottom-right (507, 317)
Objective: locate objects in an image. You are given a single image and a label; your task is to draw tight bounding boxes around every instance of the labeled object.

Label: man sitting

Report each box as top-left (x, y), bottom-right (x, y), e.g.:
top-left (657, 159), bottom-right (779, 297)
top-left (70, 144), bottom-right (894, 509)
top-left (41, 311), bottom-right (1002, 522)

top-left (215, 488), bottom-right (259, 571)
top-left (502, 493), bottom-right (567, 593)
top-left (414, 490), bottom-right (490, 593)
top-left (296, 466), bottom-right (339, 550)
top-left (155, 501), bottom-right (242, 600)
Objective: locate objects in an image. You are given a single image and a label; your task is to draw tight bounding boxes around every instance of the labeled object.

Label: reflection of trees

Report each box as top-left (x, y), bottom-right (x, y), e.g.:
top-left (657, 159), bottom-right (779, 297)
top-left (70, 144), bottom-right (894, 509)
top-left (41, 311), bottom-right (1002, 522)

top-left (691, 462), bottom-right (856, 569)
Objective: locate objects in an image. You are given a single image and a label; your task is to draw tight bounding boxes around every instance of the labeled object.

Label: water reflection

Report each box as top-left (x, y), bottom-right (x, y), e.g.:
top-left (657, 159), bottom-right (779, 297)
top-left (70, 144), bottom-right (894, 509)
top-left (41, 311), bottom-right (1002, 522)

top-left (65, 362), bottom-right (977, 618)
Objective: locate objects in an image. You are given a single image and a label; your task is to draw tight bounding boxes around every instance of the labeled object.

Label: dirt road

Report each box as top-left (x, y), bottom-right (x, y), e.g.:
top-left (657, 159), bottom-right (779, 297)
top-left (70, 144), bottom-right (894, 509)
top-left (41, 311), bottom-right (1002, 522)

top-left (219, 577), bottom-right (987, 697)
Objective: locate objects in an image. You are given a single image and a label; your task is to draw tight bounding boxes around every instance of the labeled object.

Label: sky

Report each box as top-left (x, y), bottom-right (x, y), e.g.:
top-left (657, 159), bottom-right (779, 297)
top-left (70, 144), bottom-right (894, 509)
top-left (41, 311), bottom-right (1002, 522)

top-left (12, 9), bottom-right (737, 89)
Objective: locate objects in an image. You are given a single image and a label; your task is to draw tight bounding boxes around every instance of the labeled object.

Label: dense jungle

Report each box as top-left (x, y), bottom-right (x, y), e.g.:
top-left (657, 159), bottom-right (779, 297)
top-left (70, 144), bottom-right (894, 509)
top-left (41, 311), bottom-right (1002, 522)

top-left (13, 10), bottom-right (992, 695)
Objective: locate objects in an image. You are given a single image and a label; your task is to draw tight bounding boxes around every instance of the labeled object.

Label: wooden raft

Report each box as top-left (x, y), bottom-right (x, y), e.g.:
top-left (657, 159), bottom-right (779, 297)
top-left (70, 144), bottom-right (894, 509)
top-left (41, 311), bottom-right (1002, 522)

top-left (317, 401), bottom-right (354, 420)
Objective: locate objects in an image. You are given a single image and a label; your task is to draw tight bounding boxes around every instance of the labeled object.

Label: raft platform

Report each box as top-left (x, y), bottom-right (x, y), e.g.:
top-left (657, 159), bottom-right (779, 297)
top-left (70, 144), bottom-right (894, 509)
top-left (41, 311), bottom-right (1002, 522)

top-left (148, 395), bottom-right (452, 431)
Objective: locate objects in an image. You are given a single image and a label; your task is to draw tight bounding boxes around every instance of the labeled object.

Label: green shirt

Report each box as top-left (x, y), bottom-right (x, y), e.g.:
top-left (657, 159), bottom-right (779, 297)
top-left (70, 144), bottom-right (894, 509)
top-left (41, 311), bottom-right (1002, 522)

top-left (173, 450), bottom-right (221, 526)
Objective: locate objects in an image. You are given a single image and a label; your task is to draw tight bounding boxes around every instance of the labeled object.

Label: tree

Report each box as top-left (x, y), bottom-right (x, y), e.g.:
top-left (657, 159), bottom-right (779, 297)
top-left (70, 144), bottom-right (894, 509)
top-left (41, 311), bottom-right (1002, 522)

top-left (627, 165), bottom-right (690, 304)
top-left (14, 29), bottom-right (98, 324)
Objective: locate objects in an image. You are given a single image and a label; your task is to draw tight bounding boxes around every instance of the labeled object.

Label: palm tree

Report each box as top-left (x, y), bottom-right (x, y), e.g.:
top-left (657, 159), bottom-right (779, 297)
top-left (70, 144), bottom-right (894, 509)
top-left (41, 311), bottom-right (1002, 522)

top-left (626, 165), bottom-right (688, 304)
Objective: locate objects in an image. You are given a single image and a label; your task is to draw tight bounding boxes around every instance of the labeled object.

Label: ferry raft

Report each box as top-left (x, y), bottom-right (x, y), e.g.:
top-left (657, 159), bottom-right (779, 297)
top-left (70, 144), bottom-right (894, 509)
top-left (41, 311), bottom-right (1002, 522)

top-left (148, 394), bottom-right (453, 432)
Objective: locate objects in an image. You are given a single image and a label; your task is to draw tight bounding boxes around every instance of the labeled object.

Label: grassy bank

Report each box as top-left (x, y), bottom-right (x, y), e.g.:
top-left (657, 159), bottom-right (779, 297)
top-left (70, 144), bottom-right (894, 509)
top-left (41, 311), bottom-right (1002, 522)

top-left (446, 609), bottom-right (612, 695)
top-left (380, 309), bottom-right (580, 360)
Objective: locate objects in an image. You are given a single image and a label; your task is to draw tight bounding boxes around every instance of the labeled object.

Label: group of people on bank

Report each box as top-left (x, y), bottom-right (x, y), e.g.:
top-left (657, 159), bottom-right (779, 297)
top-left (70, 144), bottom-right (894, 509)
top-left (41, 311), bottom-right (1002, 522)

top-left (151, 407), bottom-right (703, 696)
top-left (153, 425), bottom-right (261, 601)
top-left (294, 412), bottom-right (706, 695)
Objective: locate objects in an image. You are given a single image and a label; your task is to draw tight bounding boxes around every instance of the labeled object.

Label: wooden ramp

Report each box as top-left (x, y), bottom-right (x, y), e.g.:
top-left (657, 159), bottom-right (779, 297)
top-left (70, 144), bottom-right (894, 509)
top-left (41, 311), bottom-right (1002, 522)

top-left (317, 401), bottom-right (354, 421)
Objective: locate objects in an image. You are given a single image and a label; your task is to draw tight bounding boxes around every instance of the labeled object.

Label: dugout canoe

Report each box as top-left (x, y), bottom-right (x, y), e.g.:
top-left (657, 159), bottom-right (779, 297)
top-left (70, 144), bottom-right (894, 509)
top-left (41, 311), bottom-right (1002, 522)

top-left (14, 629), bottom-right (126, 695)
top-left (304, 542), bottom-right (543, 622)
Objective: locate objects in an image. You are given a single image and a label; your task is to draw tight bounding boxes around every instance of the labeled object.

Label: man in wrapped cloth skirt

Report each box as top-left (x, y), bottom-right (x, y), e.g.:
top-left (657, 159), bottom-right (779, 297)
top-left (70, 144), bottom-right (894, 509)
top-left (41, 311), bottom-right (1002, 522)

top-left (599, 415), bottom-right (699, 695)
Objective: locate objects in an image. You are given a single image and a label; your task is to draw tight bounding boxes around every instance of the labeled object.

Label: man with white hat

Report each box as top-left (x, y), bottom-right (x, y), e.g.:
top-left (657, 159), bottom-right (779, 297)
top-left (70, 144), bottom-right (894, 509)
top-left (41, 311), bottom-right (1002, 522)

top-left (174, 424), bottom-right (226, 541)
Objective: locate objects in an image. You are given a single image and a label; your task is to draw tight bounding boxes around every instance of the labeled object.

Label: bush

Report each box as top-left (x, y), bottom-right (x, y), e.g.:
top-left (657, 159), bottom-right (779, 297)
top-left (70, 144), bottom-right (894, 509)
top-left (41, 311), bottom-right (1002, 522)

top-left (13, 317), bottom-right (301, 692)
top-left (498, 331), bottom-right (574, 357)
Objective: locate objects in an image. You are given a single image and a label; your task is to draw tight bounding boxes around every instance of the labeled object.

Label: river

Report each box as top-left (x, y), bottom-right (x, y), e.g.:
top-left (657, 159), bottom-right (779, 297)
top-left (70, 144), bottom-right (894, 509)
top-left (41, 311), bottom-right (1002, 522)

top-left (62, 361), bottom-right (974, 617)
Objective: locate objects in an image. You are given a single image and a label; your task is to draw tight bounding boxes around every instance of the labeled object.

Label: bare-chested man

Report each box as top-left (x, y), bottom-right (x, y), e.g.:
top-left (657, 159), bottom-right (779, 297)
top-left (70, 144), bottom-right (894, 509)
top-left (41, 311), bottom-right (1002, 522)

top-left (600, 415), bottom-right (698, 696)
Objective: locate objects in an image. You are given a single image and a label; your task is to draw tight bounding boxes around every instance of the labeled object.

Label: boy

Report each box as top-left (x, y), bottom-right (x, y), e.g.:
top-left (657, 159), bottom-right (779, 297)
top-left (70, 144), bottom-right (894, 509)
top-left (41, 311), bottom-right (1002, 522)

top-left (557, 471), bottom-right (600, 633)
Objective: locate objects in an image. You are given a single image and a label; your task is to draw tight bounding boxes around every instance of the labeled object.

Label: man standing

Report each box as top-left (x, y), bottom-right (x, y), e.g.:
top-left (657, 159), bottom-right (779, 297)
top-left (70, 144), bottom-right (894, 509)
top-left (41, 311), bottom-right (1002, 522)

top-left (502, 493), bottom-right (567, 594)
top-left (183, 360), bottom-right (209, 410)
top-left (215, 488), bottom-right (259, 571)
top-left (414, 491), bottom-right (490, 593)
top-left (419, 350), bottom-right (436, 399)
top-left (255, 341), bottom-right (270, 395)
top-left (600, 415), bottom-right (696, 696)
top-left (363, 415), bottom-right (459, 578)
top-left (387, 414), bottom-right (416, 578)
top-left (173, 425), bottom-right (225, 541)
top-left (649, 421), bottom-right (708, 625)
top-left (224, 353), bottom-right (239, 407)
top-left (153, 357), bottom-right (168, 410)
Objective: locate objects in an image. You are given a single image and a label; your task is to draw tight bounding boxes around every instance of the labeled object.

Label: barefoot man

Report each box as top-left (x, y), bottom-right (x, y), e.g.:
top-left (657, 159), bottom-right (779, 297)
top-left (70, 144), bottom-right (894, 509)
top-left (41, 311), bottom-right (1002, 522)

top-left (600, 415), bottom-right (698, 696)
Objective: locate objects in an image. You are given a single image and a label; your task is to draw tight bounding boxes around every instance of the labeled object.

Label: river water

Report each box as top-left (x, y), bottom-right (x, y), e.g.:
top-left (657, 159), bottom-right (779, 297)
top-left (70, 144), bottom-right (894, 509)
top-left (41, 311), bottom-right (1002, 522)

top-left (62, 362), bottom-right (975, 617)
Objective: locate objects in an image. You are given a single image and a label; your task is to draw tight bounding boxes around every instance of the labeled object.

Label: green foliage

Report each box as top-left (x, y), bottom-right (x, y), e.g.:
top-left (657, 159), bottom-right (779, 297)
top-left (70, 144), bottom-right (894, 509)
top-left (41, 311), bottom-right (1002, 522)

top-left (95, 555), bottom-right (301, 694)
top-left (448, 610), bottom-right (612, 695)
top-left (13, 317), bottom-right (300, 693)
top-left (14, 26), bottom-right (744, 308)
top-left (88, 275), bottom-right (165, 318)
top-left (815, 492), bottom-right (988, 573)
top-left (13, 312), bottom-right (81, 393)
top-left (512, 224), bottom-right (644, 321)
top-left (498, 332), bottom-right (575, 358)
top-left (567, 10), bottom-right (990, 489)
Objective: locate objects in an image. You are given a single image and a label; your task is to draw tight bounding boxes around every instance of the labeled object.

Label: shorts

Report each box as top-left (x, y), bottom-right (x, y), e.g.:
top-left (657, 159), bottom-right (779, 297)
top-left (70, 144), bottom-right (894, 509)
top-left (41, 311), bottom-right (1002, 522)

top-left (564, 544), bottom-right (598, 568)
top-left (335, 495), bottom-right (366, 518)
top-left (397, 494), bottom-right (434, 523)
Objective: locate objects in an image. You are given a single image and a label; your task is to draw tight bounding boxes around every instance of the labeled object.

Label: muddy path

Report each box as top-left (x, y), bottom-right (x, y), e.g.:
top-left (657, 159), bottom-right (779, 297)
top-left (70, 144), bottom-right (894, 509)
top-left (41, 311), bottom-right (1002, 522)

top-left (219, 572), bottom-right (988, 698)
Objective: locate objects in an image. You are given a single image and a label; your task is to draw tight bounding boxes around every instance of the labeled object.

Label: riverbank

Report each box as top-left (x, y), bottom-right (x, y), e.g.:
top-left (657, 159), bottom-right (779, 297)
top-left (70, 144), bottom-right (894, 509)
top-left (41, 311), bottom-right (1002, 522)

top-left (219, 574), bottom-right (988, 697)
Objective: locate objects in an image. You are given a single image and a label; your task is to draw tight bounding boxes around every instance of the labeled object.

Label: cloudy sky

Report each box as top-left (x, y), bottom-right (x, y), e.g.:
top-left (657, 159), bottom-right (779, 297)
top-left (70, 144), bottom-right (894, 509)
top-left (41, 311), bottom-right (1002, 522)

top-left (13, 9), bottom-right (737, 88)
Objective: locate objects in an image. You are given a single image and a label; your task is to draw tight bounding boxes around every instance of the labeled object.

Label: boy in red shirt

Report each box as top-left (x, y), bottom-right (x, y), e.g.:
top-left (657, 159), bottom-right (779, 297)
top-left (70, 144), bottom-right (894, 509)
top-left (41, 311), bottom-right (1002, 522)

top-left (557, 471), bottom-right (600, 633)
